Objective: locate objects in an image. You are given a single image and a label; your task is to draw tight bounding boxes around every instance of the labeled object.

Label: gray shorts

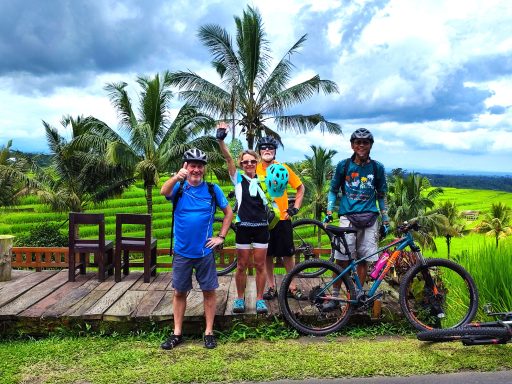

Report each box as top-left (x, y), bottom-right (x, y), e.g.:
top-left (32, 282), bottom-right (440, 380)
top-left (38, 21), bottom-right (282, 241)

top-left (333, 216), bottom-right (379, 262)
top-left (172, 252), bottom-right (219, 292)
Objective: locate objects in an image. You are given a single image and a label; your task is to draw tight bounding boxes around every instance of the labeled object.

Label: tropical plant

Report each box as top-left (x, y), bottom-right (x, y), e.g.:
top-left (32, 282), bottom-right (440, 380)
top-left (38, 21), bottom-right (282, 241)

top-left (300, 145), bottom-right (337, 221)
top-left (387, 172), bottom-right (446, 251)
top-left (77, 72), bottom-right (218, 215)
top-left (36, 115), bottom-right (134, 213)
top-left (435, 200), bottom-right (469, 258)
top-left (170, 6), bottom-right (342, 149)
top-left (0, 140), bottom-right (38, 207)
top-left (474, 202), bottom-right (512, 247)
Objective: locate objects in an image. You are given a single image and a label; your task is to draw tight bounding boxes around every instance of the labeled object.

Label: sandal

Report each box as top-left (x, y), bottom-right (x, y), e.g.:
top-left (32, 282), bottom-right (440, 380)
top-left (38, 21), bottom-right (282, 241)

top-left (160, 334), bottom-right (183, 350)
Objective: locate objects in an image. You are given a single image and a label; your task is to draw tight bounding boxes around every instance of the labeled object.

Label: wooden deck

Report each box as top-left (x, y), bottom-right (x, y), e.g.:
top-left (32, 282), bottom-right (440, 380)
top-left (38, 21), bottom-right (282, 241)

top-left (0, 269), bottom-right (286, 336)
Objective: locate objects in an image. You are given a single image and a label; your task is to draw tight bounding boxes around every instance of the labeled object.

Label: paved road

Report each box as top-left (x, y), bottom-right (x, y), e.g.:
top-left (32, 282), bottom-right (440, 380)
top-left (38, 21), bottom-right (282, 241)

top-left (255, 370), bottom-right (512, 384)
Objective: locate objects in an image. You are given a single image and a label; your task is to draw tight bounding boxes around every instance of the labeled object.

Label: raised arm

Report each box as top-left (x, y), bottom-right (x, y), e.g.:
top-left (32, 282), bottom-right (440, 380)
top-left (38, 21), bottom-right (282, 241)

top-left (216, 128), bottom-right (237, 177)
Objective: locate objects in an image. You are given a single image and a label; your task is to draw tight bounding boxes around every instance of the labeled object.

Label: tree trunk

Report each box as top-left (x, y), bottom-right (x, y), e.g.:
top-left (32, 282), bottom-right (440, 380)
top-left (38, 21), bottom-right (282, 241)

top-left (146, 185), bottom-right (153, 216)
top-left (0, 235), bottom-right (15, 281)
top-left (446, 235), bottom-right (451, 259)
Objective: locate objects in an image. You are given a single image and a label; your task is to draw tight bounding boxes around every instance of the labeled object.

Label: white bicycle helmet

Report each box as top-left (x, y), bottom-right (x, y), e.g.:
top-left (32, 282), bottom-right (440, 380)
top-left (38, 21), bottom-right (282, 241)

top-left (183, 148), bottom-right (208, 164)
top-left (350, 128), bottom-right (374, 143)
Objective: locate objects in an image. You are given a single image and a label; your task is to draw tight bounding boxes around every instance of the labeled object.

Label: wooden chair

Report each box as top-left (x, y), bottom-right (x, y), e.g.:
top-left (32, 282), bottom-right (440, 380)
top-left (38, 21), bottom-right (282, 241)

top-left (115, 213), bottom-right (157, 283)
top-left (68, 212), bottom-right (114, 282)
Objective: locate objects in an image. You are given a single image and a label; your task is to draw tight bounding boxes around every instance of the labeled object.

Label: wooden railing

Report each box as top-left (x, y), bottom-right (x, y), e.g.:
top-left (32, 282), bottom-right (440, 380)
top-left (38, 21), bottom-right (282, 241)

top-left (11, 247), bottom-right (237, 271)
top-left (11, 247), bottom-right (330, 272)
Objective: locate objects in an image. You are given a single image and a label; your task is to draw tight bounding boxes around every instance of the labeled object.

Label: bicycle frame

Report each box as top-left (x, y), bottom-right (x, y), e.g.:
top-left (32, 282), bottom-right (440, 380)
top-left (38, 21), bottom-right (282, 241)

top-left (320, 229), bottom-right (422, 304)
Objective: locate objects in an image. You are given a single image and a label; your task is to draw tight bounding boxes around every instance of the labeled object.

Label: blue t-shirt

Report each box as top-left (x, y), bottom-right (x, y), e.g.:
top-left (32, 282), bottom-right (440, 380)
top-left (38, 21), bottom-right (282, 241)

top-left (166, 181), bottom-right (228, 258)
top-left (328, 158), bottom-right (387, 215)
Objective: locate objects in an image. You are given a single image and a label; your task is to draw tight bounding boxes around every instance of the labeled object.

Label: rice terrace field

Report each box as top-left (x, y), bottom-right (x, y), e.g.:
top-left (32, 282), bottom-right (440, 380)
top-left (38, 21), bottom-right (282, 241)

top-left (1, 179), bottom-right (511, 255)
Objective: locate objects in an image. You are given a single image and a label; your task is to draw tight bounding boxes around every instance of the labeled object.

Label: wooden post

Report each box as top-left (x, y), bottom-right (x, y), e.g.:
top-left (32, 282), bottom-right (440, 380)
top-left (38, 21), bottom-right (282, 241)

top-left (0, 235), bottom-right (15, 281)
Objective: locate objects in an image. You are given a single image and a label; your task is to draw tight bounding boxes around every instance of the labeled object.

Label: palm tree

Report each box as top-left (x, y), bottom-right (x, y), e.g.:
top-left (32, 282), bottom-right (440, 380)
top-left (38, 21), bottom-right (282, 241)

top-left (37, 116), bottom-right (134, 212)
top-left (78, 72), bottom-right (217, 215)
top-left (170, 6), bottom-right (342, 149)
top-left (300, 145), bottom-right (337, 221)
top-left (388, 172), bottom-right (446, 251)
top-left (435, 200), bottom-right (468, 258)
top-left (0, 140), bottom-right (38, 207)
top-left (474, 202), bottom-right (512, 248)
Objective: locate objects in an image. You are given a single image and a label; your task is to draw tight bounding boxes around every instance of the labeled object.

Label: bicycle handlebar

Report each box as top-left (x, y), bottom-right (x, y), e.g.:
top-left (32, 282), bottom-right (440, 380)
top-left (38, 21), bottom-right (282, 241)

top-left (396, 221), bottom-right (420, 234)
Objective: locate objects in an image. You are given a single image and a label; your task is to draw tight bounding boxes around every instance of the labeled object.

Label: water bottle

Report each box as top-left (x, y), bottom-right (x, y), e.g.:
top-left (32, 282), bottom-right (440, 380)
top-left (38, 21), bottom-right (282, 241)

top-left (370, 251), bottom-right (390, 279)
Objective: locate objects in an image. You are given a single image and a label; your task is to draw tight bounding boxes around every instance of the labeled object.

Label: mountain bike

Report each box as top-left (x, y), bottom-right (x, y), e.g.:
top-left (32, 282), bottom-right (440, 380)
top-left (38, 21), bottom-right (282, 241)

top-left (278, 221), bottom-right (479, 336)
top-left (215, 217), bottom-right (334, 276)
top-left (417, 304), bottom-right (512, 345)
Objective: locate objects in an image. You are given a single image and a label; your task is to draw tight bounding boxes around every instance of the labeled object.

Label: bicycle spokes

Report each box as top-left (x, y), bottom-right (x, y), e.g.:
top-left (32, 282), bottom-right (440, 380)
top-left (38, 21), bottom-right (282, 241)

top-left (400, 259), bottom-right (478, 331)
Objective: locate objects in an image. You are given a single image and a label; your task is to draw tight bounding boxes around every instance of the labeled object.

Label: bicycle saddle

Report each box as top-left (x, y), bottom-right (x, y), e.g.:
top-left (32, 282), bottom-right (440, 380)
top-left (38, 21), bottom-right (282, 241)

top-left (325, 225), bottom-right (358, 236)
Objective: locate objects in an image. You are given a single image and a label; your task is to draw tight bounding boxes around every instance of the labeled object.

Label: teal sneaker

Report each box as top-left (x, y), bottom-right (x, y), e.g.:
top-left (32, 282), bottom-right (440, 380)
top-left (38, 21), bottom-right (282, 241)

top-left (232, 298), bottom-right (245, 313)
top-left (256, 299), bottom-right (268, 314)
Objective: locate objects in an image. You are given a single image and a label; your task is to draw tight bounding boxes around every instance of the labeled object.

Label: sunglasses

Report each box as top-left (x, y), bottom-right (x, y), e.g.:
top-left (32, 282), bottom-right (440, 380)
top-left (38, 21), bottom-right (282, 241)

top-left (259, 145), bottom-right (275, 151)
top-left (241, 160), bottom-right (258, 165)
top-left (353, 140), bottom-right (371, 146)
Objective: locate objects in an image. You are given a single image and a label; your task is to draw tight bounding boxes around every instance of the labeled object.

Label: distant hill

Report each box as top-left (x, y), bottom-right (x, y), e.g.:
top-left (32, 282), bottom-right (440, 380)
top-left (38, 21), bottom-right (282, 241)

top-left (420, 173), bottom-right (512, 192)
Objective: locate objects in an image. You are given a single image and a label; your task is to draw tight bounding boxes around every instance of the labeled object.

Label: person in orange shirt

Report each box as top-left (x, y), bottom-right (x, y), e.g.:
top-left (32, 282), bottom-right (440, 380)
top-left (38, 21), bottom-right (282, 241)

top-left (255, 137), bottom-right (306, 300)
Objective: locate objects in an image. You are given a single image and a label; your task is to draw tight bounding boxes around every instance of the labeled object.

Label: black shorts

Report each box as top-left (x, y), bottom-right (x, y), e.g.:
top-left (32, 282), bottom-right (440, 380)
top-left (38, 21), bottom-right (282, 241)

top-left (235, 225), bottom-right (269, 249)
top-left (267, 220), bottom-right (294, 257)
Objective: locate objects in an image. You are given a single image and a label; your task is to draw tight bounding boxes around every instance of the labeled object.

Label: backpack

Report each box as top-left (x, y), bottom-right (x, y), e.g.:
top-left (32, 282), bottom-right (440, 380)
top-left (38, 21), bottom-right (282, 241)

top-left (170, 181), bottom-right (217, 255)
top-left (340, 155), bottom-right (380, 195)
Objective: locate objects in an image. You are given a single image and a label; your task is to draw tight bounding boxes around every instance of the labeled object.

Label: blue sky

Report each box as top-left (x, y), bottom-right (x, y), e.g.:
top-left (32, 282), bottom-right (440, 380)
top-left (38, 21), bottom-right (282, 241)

top-left (1, 0), bottom-right (511, 174)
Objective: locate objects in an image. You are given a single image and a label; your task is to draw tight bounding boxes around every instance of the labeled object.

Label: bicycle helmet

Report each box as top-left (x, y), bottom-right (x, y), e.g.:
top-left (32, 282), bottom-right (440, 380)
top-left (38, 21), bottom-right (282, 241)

top-left (350, 128), bottom-right (374, 143)
top-left (265, 164), bottom-right (289, 198)
top-left (256, 136), bottom-right (279, 151)
top-left (183, 148), bottom-right (208, 164)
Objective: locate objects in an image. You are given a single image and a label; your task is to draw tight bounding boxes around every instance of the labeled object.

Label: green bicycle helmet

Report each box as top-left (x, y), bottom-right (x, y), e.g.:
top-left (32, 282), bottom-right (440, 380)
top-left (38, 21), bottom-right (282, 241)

top-left (265, 164), bottom-right (289, 198)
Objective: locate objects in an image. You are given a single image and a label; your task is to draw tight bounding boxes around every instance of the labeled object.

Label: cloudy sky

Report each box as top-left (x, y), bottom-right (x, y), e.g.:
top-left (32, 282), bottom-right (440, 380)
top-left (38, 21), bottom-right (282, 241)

top-left (1, 0), bottom-right (511, 174)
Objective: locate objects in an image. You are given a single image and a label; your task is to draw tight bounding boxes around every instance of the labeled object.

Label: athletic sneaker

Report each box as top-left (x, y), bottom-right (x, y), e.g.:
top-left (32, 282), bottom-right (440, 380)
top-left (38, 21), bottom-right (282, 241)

top-left (287, 288), bottom-right (307, 300)
top-left (321, 299), bottom-right (340, 312)
top-left (160, 334), bottom-right (184, 350)
top-left (262, 286), bottom-right (277, 300)
top-left (204, 334), bottom-right (217, 349)
top-left (256, 299), bottom-right (268, 314)
top-left (232, 298), bottom-right (246, 313)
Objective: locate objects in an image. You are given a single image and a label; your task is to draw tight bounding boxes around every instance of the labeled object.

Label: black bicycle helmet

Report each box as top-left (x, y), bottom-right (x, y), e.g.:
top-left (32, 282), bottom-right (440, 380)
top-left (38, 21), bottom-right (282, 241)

top-left (256, 136), bottom-right (279, 151)
top-left (350, 128), bottom-right (374, 143)
top-left (183, 148), bottom-right (208, 164)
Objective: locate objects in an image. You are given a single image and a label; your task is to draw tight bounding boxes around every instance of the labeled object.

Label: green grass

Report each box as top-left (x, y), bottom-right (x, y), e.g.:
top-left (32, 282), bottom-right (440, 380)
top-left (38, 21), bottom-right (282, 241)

top-left (1, 333), bottom-right (511, 384)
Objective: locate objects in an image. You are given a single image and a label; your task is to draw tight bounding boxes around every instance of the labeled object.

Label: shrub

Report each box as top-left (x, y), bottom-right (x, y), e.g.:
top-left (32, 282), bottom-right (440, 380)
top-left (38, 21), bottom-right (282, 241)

top-left (14, 222), bottom-right (68, 247)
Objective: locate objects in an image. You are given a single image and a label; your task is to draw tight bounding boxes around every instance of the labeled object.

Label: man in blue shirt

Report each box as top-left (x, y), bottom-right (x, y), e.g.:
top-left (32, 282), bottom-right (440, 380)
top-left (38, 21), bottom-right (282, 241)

top-left (160, 148), bottom-right (233, 349)
top-left (324, 128), bottom-right (389, 311)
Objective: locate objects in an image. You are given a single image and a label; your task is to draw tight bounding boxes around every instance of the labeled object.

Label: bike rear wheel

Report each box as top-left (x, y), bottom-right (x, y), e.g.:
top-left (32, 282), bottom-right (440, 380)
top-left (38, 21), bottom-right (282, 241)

top-left (417, 326), bottom-right (511, 344)
top-left (278, 259), bottom-right (355, 336)
top-left (399, 258), bottom-right (478, 331)
top-left (213, 218), bottom-right (237, 276)
top-left (292, 219), bottom-right (333, 278)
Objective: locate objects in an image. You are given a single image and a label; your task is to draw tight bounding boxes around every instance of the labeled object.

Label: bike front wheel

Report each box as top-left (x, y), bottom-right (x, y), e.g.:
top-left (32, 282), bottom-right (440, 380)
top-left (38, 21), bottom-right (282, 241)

top-left (417, 326), bottom-right (511, 344)
top-left (213, 218), bottom-right (237, 276)
top-left (291, 219), bottom-right (333, 278)
top-left (399, 258), bottom-right (478, 331)
top-left (278, 259), bottom-right (356, 336)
